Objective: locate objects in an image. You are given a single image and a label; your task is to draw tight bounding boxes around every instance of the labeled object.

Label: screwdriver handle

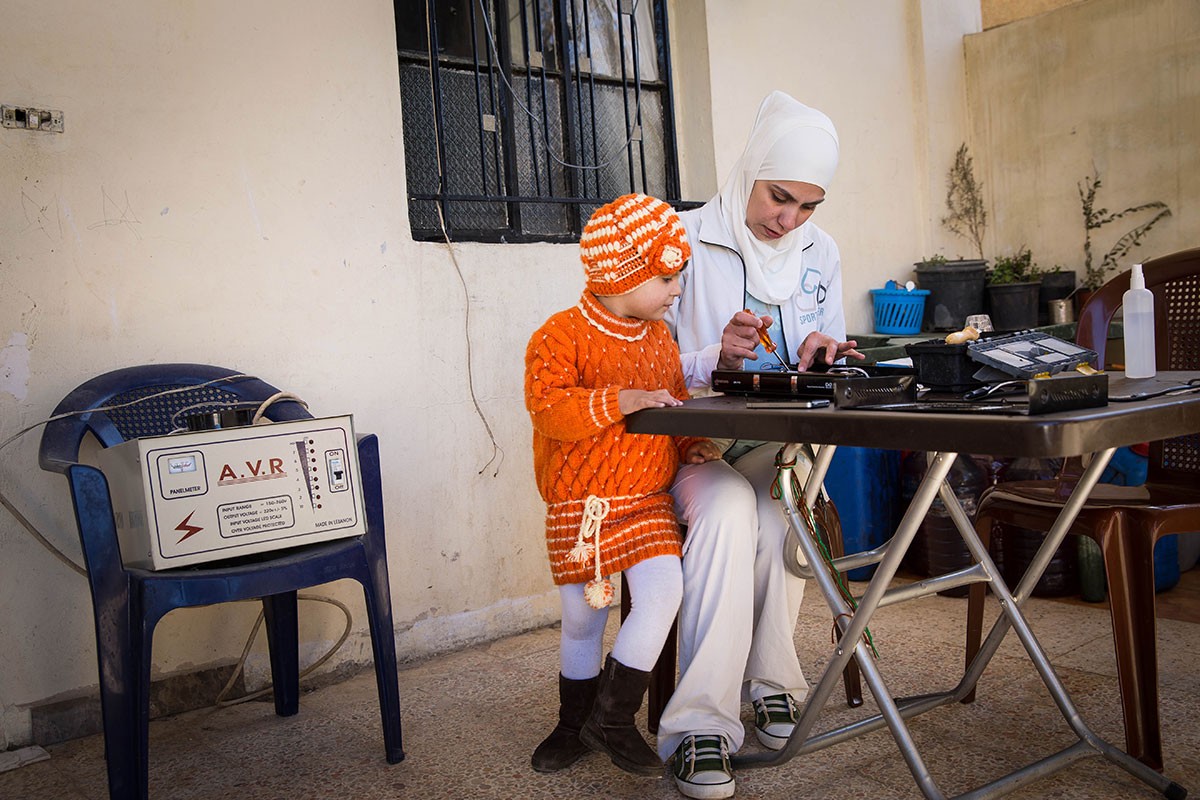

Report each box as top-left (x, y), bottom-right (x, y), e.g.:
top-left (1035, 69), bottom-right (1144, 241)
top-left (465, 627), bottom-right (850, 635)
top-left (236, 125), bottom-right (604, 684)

top-left (743, 309), bottom-right (791, 370)
top-left (743, 309), bottom-right (776, 352)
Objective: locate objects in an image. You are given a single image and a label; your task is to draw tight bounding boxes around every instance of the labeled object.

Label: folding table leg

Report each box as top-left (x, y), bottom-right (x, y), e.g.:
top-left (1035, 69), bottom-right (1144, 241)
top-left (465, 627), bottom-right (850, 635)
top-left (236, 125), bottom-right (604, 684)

top-left (735, 447), bottom-right (1188, 800)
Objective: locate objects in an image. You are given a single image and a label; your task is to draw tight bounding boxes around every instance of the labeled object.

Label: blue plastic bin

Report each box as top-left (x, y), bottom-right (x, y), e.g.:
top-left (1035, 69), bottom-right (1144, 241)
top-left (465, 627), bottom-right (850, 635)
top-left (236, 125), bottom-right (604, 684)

top-left (870, 287), bottom-right (929, 335)
top-left (823, 447), bottom-right (901, 580)
top-left (1155, 536), bottom-right (1181, 593)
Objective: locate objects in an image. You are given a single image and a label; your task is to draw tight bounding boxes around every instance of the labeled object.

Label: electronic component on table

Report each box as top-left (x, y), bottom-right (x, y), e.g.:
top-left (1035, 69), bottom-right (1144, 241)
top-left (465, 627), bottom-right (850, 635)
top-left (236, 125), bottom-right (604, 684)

top-left (746, 399), bottom-right (831, 409)
top-left (967, 331), bottom-right (1099, 379)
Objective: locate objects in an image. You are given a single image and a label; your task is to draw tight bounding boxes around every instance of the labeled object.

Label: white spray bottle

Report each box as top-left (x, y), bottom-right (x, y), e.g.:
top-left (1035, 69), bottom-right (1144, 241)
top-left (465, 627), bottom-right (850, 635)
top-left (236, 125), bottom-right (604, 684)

top-left (1121, 263), bottom-right (1156, 379)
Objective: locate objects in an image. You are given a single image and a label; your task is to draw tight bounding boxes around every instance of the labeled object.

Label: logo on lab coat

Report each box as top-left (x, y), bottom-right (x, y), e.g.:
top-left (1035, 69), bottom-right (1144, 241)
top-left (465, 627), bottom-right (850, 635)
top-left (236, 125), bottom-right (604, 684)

top-left (798, 268), bottom-right (827, 309)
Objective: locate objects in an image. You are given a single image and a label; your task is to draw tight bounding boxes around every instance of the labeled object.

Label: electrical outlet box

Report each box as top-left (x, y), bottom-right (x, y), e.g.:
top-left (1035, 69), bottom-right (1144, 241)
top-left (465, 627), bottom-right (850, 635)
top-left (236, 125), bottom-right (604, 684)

top-left (97, 416), bottom-right (366, 570)
top-left (2, 105), bottom-right (64, 133)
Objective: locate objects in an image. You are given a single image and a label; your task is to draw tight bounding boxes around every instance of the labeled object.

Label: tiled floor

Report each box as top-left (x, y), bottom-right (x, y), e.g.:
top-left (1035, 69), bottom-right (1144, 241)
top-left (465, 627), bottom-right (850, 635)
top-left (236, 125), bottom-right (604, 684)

top-left (5, 573), bottom-right (1199, 800)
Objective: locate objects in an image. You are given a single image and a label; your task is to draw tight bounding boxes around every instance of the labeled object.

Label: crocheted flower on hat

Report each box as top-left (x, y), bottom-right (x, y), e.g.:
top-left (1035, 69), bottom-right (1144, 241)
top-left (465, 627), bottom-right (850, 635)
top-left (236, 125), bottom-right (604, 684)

top-left (659, 244), bottom-right (684, 270)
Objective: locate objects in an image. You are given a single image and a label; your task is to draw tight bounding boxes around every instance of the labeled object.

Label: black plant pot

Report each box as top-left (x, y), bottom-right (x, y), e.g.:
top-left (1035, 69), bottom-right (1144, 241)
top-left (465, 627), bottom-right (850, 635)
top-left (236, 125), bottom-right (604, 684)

top-left (1038, 271), bottom-right (1077, 326)
top-left (914, 259), bottom-right (988, 331)
top-left (1002, 525), bottom-right (1079, 597)
top-left (986, 281), bottom-right (1040, 331)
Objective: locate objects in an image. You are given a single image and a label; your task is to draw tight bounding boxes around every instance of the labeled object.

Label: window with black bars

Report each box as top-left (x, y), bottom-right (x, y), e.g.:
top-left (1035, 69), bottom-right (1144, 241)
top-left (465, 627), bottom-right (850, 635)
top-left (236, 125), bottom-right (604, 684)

top-left (395, 0), bottom-right (687, 243)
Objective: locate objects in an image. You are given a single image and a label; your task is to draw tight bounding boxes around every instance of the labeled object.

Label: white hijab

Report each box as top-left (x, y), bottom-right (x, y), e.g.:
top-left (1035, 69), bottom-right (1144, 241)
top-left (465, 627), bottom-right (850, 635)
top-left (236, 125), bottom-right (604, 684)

top-left (717, 91), bottom-right (840, 305)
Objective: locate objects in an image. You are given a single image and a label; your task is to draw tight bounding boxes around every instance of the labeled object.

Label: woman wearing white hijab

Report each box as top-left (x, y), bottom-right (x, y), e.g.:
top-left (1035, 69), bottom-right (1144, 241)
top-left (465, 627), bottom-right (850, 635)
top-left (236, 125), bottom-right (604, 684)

top-left (661, 91), bottom-right (863, 800)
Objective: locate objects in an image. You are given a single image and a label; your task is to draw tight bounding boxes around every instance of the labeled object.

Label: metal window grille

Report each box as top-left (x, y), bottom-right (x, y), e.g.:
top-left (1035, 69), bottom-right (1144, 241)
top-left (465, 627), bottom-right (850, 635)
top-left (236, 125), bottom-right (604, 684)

top-left (395, 0), bottom-right (688, 243)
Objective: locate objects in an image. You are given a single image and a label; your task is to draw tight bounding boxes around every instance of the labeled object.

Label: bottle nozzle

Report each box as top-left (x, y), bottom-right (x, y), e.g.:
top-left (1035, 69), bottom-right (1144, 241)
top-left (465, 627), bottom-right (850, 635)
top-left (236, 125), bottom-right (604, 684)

top-left (1131, 263), bottom-right (1146, 290)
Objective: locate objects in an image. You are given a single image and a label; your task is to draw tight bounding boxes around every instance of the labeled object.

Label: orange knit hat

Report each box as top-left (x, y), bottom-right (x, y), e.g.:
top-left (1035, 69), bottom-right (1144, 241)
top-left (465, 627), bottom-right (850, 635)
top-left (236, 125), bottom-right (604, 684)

top-left (580, 193), bottom-right (691, 296)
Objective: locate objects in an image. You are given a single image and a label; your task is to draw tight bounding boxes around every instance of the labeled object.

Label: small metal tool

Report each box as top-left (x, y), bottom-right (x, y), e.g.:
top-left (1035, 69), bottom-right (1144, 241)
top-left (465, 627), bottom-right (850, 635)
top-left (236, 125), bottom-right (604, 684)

top-left (744, 310), bottom-right (792, 372)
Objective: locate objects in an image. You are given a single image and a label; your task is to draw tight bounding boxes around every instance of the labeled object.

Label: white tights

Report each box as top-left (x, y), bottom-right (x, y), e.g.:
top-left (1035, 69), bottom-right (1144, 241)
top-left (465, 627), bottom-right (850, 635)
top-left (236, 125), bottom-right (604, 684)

top-left (558, 554), bottom-right (682, 679)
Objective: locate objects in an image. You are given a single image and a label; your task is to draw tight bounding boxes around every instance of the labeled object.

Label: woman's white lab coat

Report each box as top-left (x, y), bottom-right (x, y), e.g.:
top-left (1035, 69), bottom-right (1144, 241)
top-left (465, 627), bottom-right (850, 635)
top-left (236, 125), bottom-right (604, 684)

top-left (666, 198), bottom-right (849, 389)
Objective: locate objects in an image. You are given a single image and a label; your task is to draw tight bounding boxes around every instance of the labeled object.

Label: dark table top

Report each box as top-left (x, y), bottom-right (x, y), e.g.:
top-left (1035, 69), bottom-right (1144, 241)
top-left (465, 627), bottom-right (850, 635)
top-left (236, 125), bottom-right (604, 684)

top-left (626, 372), bottom-right (1200, 458)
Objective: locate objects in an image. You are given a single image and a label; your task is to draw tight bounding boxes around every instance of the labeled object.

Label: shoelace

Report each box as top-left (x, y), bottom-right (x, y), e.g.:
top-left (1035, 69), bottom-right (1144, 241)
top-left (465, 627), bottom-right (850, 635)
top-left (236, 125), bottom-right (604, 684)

top-left (754, 694), bottom-right (798, 725)
top-left (683, 735), bottom-right (729, 771)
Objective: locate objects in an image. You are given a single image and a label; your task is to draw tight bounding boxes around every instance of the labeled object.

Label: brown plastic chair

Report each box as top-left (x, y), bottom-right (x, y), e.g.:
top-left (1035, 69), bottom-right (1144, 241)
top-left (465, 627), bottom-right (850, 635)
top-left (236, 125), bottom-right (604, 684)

top-left (965, 247), bottom-right (1200, 770)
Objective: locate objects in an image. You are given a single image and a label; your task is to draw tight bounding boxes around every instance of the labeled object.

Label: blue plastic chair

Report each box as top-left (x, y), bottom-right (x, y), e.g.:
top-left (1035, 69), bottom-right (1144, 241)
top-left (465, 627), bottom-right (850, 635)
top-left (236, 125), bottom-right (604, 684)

top-left (38, 364), bottom-right (404, 800)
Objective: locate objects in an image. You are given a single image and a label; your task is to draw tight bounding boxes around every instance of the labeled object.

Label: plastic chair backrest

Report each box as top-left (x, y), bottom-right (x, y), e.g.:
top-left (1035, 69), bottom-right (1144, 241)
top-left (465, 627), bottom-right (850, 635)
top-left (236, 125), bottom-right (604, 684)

top-left (1076, 249), bottom-right (1200, 489)
top-left (1076, 247), bottom-right (1200, 369)
top-left (40, 364), bottom-right (311, 474)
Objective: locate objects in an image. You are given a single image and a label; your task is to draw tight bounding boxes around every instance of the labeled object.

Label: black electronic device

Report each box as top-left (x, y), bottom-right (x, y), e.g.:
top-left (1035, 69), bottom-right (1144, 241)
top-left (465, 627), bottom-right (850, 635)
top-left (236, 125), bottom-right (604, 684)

top-left (863, 372), bottom-right (1109, 416)
top-left (711, 363), bottom-right (914, 400)
top-left (906, 331), bottom-right (1100, 391)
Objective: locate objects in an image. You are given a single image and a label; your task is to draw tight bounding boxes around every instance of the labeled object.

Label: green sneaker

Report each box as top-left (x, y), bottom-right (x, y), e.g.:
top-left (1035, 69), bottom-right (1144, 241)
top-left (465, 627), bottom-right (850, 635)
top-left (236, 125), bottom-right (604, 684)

top-left (671, 734), bottom-right (734, 799)
top-left (752, 693), bottom-right (800, 750)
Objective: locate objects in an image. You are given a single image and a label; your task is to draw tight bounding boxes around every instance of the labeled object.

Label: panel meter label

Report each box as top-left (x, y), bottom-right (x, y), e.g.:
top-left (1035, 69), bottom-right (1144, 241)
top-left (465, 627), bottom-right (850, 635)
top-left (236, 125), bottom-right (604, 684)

top-left (218, 495), bottom-right (296, 538)
top-left (156, 450), bottom-right (209, 500)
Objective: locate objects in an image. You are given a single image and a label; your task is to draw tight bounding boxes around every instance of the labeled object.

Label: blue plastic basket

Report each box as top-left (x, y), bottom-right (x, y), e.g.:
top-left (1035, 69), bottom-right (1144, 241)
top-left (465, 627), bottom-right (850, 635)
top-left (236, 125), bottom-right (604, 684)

top-left (870, 287), bottom-right (930, 335)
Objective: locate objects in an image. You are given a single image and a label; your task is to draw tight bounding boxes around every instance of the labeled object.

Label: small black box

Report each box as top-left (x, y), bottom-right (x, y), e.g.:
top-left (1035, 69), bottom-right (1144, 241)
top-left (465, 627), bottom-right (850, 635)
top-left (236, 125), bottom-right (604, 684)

top-left (904, 338), bottom-right (983, 392)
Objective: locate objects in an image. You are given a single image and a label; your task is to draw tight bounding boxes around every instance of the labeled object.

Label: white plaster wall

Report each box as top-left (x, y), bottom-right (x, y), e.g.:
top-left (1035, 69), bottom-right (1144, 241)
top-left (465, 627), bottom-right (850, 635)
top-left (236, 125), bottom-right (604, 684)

top-left (0, 0), bottom-right (979, 746)
top-left (701, 0), bottom-right (981, 334)
top-left (965, 0), bottom-right (1199, 277)
top-left (0, 0), bottom-right (568, 745)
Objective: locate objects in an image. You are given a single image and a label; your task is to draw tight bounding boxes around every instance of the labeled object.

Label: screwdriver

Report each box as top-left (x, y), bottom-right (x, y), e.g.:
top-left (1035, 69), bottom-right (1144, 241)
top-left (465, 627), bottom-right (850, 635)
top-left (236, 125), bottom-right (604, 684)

top-left (744, 310), bottom-right (792, 372)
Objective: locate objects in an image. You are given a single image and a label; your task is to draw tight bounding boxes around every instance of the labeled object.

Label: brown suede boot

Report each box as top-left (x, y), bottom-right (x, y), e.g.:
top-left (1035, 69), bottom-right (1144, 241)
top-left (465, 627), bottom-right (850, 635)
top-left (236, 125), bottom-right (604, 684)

top-left (579, 654), bottom-right (662, 776)
top-left (531, 674), bottom-right (600, 773)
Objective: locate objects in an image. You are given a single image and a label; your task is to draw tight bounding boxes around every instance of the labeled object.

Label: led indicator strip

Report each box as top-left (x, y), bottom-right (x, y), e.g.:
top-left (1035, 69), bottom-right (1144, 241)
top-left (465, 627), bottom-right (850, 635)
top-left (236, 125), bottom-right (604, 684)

top-left (295, 440), bottom-right (315, 503)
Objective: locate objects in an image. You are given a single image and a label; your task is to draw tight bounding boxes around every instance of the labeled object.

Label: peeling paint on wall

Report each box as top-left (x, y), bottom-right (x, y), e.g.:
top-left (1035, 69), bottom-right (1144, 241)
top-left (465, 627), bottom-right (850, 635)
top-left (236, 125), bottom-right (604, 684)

top-left (0, 333), bottom-right (31, 401)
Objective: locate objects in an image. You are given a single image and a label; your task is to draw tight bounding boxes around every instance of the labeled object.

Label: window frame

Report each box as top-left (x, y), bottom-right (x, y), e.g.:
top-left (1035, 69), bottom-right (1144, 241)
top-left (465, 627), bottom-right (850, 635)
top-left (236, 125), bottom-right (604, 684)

top-left (396, 0), bottom-right (688, 243)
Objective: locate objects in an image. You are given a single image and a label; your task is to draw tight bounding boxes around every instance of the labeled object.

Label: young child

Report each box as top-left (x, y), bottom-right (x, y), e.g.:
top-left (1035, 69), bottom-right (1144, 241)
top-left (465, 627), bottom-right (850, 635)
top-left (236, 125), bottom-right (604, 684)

top-left (525, 193), bottom-right (722, 777)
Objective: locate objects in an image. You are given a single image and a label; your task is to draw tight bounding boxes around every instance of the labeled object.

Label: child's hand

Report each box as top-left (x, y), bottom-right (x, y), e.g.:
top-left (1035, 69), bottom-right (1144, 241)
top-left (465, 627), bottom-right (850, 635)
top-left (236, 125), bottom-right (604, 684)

top-left (618, 389), bottom-right (684, 415)
top-left (683, 440), bottom-right (723, 464)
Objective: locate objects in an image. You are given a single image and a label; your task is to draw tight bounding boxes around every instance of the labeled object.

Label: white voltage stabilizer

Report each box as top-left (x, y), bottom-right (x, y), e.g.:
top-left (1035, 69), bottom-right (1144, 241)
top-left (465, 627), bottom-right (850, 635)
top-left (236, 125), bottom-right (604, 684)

top-left (97, 415), bottom-right (366, 569)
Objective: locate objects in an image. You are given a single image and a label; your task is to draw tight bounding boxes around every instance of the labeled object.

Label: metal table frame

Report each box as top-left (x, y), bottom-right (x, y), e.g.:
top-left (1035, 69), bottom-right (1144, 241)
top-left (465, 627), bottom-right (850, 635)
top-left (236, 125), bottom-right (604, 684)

top-left (627, 372), bottom-right (1200, 800)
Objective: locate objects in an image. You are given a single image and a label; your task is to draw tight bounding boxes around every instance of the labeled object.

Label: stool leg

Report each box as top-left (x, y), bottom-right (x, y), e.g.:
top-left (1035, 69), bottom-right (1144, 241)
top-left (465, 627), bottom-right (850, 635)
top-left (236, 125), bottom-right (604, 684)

top-left (647, 620), bottom-right (676, 733)
top-left (824, 508), bottom-right (863, 708)
top-left (962, 512), bottom-right (993, 705)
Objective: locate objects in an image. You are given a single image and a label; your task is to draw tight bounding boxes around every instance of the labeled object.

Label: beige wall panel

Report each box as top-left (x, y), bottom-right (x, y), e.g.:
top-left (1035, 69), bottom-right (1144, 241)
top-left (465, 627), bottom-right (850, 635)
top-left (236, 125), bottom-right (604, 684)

top-left (702, 0), bottom-right (979, 333)
top-left (982, 0), bottom-right (1088, 30)
top-left (966, 0), bottom-right (1199, 279)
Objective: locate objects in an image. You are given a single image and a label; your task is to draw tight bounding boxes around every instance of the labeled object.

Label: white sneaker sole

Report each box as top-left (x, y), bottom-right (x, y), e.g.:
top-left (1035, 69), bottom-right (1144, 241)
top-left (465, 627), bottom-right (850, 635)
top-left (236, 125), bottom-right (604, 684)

top-left (674, 774), bottom-right (735, 800)
top-left (754, 725), bottom-right (792, 751)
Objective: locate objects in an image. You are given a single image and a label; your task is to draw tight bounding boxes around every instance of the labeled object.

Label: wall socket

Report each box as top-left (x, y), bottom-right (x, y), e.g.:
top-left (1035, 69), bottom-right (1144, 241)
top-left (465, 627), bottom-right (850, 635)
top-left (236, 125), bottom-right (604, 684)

top-left (2, 105), bottom-right (64, 133)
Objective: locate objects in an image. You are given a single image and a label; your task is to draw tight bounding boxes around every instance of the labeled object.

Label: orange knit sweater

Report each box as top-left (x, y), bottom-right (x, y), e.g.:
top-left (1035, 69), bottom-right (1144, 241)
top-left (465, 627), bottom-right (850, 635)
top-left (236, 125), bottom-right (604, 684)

top-left (525, 292), bottom-right (705, 585)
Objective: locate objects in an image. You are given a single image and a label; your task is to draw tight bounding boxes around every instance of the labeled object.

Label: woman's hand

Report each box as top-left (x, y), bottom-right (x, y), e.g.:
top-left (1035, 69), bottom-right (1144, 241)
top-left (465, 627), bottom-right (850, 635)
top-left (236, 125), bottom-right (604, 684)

top-left (618, 389), bottom-right (684, 415)
top-left (683, 440), bottom-right (724, 464)
top-left (794, 332), bottom-right (865, 371)
top-left (717, 310), bottom-right (772, 370)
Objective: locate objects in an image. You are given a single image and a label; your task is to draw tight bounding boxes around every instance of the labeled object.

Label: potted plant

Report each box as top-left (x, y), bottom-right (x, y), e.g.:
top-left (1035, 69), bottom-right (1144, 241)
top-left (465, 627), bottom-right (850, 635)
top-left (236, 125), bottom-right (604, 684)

top-left (942, 143), bottom-right (988, 261)
top-left (1078, 169), bottom-right (1172, 301)
top-left (986, 247), bottom-right (1040, 331)
top-left (914, 145), bottom-right (989, 330)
